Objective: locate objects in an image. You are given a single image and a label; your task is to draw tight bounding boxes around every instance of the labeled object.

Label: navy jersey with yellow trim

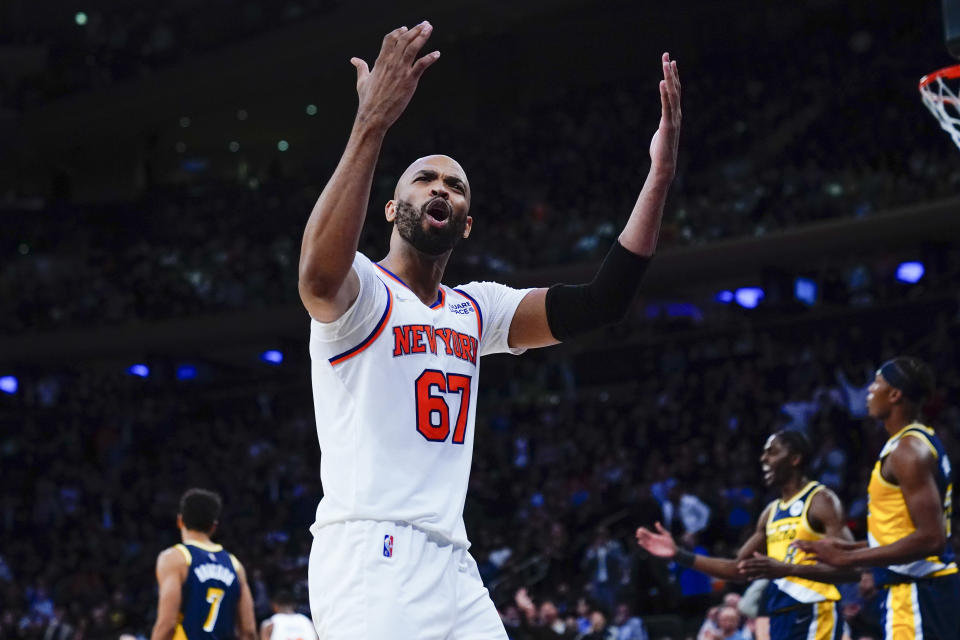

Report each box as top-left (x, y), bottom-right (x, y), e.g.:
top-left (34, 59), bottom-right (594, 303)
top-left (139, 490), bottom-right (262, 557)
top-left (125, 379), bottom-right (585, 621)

top-left (764, 481), bottom-right (842, 614)
top-left (868, 423), bottom-right (956, 586)
top-left (175, 542), bottom-right (240, 640)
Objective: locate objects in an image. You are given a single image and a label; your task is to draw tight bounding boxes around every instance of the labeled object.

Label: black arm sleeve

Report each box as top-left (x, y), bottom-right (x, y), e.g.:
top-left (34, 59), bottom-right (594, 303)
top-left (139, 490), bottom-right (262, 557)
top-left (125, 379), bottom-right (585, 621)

top-left (544, 240), bottom-right (651, 342)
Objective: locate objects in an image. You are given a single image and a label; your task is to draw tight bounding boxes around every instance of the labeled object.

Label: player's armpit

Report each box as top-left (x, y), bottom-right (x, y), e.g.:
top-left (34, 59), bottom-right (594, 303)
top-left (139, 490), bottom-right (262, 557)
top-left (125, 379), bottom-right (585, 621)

top-left (151, 549), bottom-right (187, 640)
top-left (506, 288), bottom-right (559, 350)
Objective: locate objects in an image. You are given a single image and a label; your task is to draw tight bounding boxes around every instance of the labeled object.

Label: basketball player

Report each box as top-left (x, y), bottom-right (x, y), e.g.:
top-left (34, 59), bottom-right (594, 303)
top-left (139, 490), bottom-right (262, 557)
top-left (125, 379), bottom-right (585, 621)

top-left (260, 591), bottom-right (317, 640)
top-left (151, 489), bottom-right (256, 640)
top-left (793, 357), bottom-right (959, 640)
top-left (635, 431), bottom-right (856, 640)
top-left (298, 21), bottom-right (681, 640)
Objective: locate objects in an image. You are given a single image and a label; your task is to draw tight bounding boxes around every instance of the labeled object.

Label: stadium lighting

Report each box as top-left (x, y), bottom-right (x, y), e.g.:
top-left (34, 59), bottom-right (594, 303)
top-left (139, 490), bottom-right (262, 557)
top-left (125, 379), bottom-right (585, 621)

top-left (306, 104), bottom-right (318, 116)
top-left (261, 350), bottom-right (284, 364)
top-left (794, 277), bottom-right (818, 306)
top-left (0, 376), bottom-right (18, 394)
top-left (127, 364), bottom-right (150, 378)
top-left (895, 261), bottom-right (925, 284)
top-left (715, 290), bottom-right (734, 304)
top-left (734, 287), bottom-right (765, 309)
top-left (176, 364), bottom-right (197, 380)
top-left (75, 12), bottom-right (88, 26)
top-left (277, 140), bottom-right (289, 152)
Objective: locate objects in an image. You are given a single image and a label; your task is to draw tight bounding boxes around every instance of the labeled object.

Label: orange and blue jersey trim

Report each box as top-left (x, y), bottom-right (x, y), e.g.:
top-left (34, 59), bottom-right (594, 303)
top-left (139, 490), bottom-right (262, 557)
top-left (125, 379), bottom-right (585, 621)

top-left (375, 263), bottom-right (445, 309)
top-left (329, 281), bottom-right (393, 365)
top-left (452, 288), bottom-right (482, 341)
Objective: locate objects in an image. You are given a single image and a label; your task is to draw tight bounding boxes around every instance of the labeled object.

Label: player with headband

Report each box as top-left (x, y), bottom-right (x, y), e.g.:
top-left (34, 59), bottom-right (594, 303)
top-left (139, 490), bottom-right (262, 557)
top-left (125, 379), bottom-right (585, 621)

top-left (792, 356), bottom-right (959, 640)
top-left (297, 21), bottom-right (681, 640)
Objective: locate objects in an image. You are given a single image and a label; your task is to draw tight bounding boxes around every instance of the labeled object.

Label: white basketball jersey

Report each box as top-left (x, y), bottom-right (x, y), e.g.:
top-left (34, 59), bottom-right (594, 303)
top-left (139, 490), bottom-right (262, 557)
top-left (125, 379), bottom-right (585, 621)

top-left (267, 612), bottom-right (317, 640)
top-left (308, 252), bottom-right (530, 547)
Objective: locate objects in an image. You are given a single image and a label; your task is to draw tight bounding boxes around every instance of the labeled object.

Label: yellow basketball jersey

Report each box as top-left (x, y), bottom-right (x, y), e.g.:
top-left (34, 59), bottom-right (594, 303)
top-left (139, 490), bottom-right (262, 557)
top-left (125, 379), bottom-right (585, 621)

top-left (765, 481), bottom-right (841, 613)
top-left (867, 423), bottom-right (956, 585)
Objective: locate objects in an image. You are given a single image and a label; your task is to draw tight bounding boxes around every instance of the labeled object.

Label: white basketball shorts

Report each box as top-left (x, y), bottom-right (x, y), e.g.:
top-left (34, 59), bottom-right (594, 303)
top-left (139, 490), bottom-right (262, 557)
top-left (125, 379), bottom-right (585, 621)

top-left (308, 520), bottom-right (507, 640)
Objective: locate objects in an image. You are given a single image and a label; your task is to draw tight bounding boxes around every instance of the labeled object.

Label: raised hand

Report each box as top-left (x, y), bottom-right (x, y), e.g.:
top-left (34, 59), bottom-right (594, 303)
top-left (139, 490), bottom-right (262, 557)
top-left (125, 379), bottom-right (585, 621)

top-left (649, 52), bottom-right (682, 180)
top-left (351, 22), bottom-right (441, 131)
top-left (635, 521), bottom-right (678, 558)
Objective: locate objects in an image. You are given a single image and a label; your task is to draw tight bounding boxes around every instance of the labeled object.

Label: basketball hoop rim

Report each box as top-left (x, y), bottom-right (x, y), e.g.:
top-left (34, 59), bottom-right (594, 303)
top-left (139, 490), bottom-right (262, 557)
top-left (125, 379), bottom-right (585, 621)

top-left (919, 64), bottom-right (960, 89)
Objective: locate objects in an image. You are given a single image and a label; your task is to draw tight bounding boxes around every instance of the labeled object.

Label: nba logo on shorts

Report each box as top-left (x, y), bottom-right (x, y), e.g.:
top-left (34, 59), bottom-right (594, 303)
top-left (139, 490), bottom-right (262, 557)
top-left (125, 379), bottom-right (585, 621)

top-left (383, 534), bottom-right (394, 558)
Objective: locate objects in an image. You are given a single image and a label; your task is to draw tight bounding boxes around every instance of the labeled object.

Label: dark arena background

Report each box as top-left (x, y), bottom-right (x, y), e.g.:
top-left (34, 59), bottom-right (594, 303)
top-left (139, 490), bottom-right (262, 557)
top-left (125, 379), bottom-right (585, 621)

top-left (2, 0), bottom-right (960, 639)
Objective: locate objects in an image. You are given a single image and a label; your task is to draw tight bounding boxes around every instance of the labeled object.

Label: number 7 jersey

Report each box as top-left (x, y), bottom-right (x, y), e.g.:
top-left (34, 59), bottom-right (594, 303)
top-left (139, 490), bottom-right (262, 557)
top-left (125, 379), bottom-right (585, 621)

top-left (308, 252), bottom-right (531, 548)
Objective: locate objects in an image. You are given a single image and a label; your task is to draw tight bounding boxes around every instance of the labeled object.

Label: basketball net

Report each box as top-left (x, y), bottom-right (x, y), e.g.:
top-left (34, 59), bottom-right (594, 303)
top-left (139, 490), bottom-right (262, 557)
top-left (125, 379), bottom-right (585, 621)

top-left (919, 65), bottom-right (960, 151)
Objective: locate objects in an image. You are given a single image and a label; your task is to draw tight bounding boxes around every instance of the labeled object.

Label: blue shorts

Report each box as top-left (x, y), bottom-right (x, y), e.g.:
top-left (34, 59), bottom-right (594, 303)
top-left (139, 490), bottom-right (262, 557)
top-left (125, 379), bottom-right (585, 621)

top-left (770, 601), bottom-right (842, 640)
top-left (879, 573), bottom-right (960, 640)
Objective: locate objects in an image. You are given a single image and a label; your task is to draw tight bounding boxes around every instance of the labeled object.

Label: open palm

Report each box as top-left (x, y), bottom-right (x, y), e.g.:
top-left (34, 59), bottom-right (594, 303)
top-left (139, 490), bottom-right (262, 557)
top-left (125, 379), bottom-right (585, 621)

top-left (635, 522), bottom-right (678, 558)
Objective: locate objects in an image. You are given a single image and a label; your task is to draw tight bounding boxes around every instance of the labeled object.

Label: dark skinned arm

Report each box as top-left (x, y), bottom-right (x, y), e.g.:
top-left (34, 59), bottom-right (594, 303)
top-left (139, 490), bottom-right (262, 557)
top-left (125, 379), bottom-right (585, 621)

top-left (739, 488), bottom-right (859, 582)
top-left (636, 504), bottom-right (771, 582)
top-left (795, 437), bottom-right (946, 568)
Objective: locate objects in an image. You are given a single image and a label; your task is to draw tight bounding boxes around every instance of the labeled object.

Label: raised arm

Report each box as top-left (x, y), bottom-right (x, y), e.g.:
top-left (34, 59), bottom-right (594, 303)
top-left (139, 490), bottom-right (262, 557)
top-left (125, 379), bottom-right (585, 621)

top-left (508, 53), bottom-right (681, 349)
top-left (150, 548), bottom-right (187, 640)
top-left (298, 23), bottom-right (440, 322)
top-left (739, 489), bottom-right (859, 583)
top-left (636, 509), bottom-right (766, 583)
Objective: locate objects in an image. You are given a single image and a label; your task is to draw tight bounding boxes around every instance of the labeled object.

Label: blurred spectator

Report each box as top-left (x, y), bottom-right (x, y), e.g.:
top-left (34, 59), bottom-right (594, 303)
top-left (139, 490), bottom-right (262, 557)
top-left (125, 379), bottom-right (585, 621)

top-left (841, 572), bottom-right (883, 640)
top-left (581, 527), bottom-right (628, 610)
top-left (576, 610), bottom-right (615, 640)
top-left (611, 602), bottom-right (648, 640)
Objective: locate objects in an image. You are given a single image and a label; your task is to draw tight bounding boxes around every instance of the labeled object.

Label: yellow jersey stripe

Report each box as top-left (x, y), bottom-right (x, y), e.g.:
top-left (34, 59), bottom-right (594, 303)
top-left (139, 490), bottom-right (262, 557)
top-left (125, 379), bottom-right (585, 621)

top-left (174, 544), bottom-right (192, 565)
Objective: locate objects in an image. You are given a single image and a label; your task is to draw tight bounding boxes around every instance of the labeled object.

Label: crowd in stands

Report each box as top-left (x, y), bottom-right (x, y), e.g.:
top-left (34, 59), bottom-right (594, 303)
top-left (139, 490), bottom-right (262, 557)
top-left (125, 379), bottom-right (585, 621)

top-left (3, 2), bottom-right (960, 335)
top-left (2, 247), bottom-right (959, 639)
top-left (3, 1), bottom-right (960, 639)
top-left (0, 0), bottom-right (342, 111)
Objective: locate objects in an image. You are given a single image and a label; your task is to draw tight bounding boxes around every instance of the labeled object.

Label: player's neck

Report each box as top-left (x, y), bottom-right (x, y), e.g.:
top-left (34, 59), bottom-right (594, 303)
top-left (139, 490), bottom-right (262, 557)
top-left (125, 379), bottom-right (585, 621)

top-left (181, 529), bottom-right (214, 546)
top-left (381, 242), bottom-right (450, 306)
top-left (778, 475), bottom-right (809, 501)
top-left (883, 411), bottom-right (916, 437)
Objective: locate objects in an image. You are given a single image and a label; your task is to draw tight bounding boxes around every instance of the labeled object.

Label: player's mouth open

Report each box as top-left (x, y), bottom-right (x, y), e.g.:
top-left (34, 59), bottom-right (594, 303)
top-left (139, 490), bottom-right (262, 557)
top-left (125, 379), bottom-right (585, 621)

top-left (424, 199), bottom-right (451, 227)
top-left (762, 465), bottom-right (773, 482)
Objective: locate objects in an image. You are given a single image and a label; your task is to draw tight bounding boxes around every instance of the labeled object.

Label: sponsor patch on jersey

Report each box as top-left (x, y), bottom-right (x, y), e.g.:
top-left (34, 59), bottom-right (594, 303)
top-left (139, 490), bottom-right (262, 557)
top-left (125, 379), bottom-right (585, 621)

top-left (383, 534), bottom-right (394, 558)
top-left (448, 301), bottom-right (473, 315)
top-left (789, 501), bottom-right (803, 517)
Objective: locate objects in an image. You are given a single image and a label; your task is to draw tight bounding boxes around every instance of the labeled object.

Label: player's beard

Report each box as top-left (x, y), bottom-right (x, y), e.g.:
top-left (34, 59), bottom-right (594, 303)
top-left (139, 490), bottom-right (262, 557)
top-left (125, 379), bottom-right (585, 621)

top-left (394, 199), bottom-right (467, 256)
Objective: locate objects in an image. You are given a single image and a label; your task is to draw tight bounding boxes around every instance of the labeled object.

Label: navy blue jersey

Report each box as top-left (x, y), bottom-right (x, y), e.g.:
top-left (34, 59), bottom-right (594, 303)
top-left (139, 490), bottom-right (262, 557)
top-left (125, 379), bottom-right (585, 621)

top-left (174, 542), bottom-right (240, 640)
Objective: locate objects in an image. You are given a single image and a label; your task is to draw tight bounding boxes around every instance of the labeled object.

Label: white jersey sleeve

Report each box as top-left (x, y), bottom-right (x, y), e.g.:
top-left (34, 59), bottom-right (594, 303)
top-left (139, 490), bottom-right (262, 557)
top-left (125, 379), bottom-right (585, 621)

top-left (453, 280), bottom-right (532, 357)
top-left (309, 252), bottom-right (389, 359)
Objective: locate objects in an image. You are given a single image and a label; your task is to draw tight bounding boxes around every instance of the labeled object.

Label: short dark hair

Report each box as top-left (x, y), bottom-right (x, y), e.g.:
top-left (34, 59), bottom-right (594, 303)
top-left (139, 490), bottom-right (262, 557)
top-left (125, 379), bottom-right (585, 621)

top-left (272, 590), bottom-right (296, 607)
top-left (773, 429), bottom-right (811, 471)
top-left (881, 356), bottom-right (935, 405)
top-left (179, 488), bottom-right (222, 533)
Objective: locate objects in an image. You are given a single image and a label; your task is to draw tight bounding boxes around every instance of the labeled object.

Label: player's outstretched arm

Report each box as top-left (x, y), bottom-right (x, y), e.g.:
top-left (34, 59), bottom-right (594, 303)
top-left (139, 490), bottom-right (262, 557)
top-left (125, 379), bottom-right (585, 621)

top-left (150, 548), bottom-right (187, 640)
top-left (507, 54), bottom-right (681, 350)
top-left (234, 559), bottom-right (257, 640)
top-left (298, 23), bottom-right (440, 322)
top-left (636, 520), bottom-right (760, 582)
top-left (620, 52), bottom-right (681, 256)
